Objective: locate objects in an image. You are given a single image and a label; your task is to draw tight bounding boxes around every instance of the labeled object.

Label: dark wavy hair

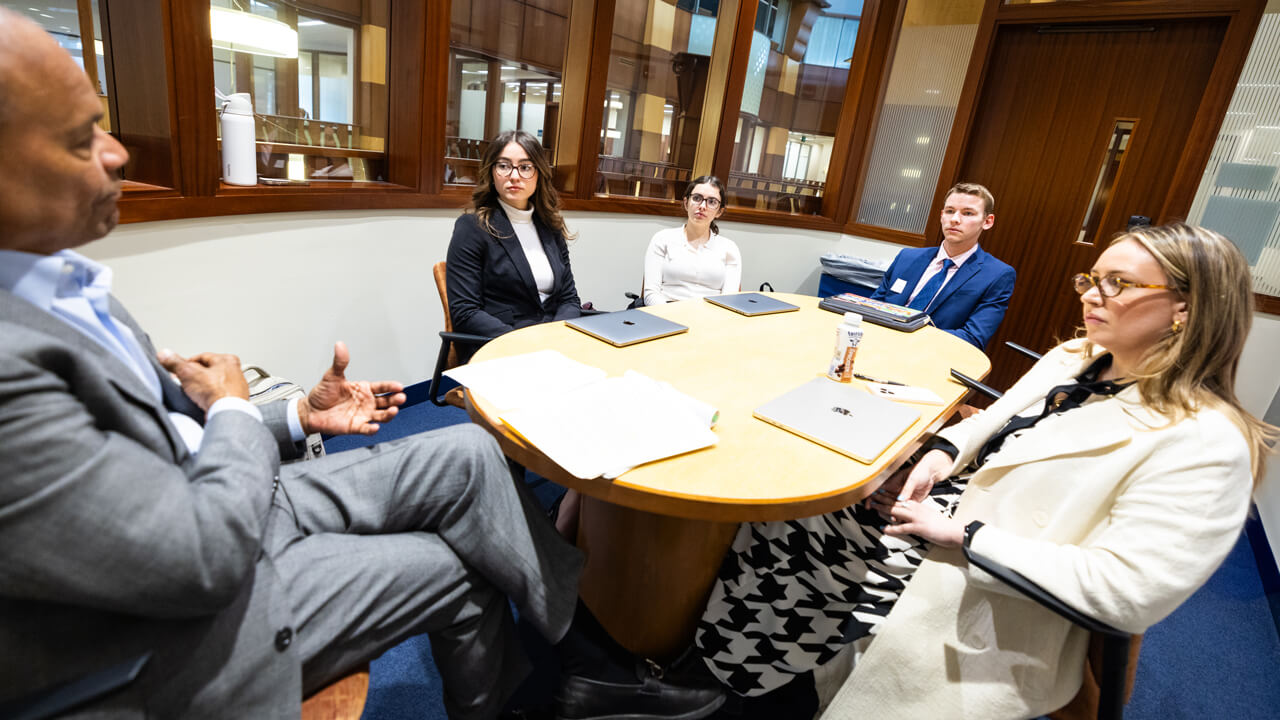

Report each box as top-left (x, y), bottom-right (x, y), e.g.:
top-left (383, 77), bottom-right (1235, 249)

top-left (467, 129), bottom-right (574, 239)
top-left (683, 175), bottom-right (726, 235)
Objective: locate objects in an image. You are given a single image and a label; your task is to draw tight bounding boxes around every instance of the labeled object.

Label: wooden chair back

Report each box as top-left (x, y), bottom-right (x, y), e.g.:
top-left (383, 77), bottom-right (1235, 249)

top-left (432, 261), bottom-right (459, 369)
top-left (301, 666), bottom-right (369, 720)
top-left (1047, 634), bottom-right (1142, 720)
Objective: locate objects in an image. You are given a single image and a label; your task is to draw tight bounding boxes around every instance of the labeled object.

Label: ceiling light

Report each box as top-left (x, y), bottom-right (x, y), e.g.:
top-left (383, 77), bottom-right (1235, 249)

top-left (210, 7), bottom-right (298, 59)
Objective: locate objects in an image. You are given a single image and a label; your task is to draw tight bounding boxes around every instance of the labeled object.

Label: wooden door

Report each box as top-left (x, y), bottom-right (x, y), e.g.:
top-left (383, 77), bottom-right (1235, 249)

top-left (959, 18), bottom-right (1227, 393)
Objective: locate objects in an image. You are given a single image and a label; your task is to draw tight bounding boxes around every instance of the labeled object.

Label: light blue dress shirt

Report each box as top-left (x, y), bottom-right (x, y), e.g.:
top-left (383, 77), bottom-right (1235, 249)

top-left (0, 248), bottom-right (263, 453)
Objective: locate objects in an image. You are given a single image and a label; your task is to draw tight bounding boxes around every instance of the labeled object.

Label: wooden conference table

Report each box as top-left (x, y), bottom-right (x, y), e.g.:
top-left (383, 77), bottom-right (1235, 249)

top-left (465, 292), bottom-right (990, 659)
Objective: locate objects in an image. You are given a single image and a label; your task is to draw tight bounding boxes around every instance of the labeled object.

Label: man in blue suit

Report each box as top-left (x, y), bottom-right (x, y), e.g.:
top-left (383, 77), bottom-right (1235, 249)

top-left (871, 182), bottom-right (1015, 349)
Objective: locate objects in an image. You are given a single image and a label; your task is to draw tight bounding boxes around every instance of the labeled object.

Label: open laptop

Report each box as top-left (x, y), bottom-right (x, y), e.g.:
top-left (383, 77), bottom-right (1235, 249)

top-left (566, 309), bottom-right (689, 347)
top-left (753, 377), bottom-right (920, 463)
top-left (704, 292), bottom-right (800, 317)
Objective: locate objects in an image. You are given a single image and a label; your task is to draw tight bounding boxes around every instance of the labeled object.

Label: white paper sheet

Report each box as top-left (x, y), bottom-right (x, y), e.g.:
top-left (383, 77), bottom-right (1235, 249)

top-left (443, 350), bottom-right (606, 413)
top-left (499, 371), bottom-right (719, 479)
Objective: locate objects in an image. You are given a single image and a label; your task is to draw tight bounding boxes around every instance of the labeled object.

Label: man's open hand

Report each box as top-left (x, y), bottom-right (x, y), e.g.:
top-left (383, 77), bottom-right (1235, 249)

top-left (298, 341), bottom-right (406, 436)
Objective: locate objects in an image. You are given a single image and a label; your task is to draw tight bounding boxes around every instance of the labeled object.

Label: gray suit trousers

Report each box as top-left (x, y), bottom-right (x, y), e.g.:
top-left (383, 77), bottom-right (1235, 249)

top-left (265, 424), bottom-right (583, 720)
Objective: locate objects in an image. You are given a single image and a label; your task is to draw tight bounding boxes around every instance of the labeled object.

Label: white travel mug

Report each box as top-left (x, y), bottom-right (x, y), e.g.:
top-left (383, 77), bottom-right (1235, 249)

top-left (220, 93), bottom-right (257, 186)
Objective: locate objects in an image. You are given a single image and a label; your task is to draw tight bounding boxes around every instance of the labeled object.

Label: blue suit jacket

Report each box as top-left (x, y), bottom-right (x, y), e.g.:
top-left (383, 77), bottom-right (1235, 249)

top-left (870, 245), bottom-right (1015, 349)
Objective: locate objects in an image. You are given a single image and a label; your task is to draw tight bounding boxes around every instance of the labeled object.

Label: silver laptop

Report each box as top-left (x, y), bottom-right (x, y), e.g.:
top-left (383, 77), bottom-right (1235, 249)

top-left (705, 293), bottom-right (800, 317)
top-left (566, 309), bottom-right (689, 347)
top-left (753, 378), bottom-right (920, 463)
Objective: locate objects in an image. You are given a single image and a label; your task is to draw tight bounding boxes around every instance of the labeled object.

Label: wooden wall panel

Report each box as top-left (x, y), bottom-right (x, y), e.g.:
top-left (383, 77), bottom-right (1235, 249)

top-left (959, 18), bottom-right (1230, 393)
top-left (521, 7), bottom-right (569, 69)
top-left (103, 0), bottom-right (177, 190)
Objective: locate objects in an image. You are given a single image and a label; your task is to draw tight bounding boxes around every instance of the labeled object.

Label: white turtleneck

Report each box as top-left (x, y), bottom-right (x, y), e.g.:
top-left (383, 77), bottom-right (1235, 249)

top-left (499, 198), bottom-right (554, 303)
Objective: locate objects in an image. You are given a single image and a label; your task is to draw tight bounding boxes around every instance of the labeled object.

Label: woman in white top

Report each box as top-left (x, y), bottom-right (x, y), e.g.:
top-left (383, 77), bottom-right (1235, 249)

top-left (642, 175), bottom-right (742, 305)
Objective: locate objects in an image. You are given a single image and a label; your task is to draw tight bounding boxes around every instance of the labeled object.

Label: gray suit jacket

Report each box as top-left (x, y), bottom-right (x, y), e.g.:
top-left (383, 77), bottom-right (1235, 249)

top-left (0, 288), bottom-right (305, 718)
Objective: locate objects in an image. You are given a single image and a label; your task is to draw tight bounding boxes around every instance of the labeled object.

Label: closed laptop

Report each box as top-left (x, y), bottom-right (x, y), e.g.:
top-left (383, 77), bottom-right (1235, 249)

top-left (753, 377), bottom-right (920, 463)
top-left (705, 293), bottom-right (800, 316)
top-left (566, 309), bottom-right (689, 347)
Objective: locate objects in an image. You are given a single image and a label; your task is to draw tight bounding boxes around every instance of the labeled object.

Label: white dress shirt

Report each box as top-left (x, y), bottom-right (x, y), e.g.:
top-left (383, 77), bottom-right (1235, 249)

top-left (0, 248), bottom-right (263, 454)
top-left (642, 226), bottom-right (743, 305)
top-left (905, 243), bottom-right (980, 306)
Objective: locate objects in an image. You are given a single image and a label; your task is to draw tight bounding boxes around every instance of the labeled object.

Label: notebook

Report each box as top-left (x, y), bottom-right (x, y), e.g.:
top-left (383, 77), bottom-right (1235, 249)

top-left (566, 309), bottom-right (689, 347)
top-left (753, 377), bottom-right (920, 463)
top-left (704, 293), bottom-right (800, 316)
top-left (818, 293), bottom-right (930, 331)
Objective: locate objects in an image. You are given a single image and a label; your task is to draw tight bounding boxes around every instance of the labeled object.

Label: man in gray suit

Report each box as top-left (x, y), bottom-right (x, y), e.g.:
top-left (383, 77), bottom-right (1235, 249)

top-left (0, 11), bottom-right (592, 719)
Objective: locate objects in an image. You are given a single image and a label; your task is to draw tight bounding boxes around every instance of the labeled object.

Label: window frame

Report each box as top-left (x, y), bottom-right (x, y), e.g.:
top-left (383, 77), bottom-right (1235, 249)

top-left (99, 0), bottom-right (1275, 313)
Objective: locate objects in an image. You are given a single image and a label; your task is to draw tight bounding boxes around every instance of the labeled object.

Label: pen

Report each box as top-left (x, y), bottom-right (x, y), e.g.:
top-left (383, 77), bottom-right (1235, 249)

top-left (853, 372), bottom-right (906, 386)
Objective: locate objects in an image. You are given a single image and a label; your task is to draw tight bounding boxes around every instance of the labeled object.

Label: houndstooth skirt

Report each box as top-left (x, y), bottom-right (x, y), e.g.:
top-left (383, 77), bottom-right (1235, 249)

top-left (694, 480), bottom-right (964, 697)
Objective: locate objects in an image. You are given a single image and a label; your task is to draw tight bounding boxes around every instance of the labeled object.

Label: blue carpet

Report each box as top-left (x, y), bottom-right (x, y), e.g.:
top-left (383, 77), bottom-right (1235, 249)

top-left (331, 384), bottom-right (1280, 719)
top-left (1127, 523), bottom-right (1280, 719)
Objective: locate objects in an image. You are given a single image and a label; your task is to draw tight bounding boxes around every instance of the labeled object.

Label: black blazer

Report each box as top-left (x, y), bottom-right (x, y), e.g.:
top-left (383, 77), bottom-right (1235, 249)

top-left (446, 210), bottom-right (581, 343)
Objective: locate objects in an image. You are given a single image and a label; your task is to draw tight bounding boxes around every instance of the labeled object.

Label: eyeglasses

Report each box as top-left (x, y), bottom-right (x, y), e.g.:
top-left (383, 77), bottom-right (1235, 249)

top-left (1072, 272), bottom-right (1172, 298)
top-left (494, 160), bottom-right (537, 179)
top-left (687, 193), bottom-right (721, 209)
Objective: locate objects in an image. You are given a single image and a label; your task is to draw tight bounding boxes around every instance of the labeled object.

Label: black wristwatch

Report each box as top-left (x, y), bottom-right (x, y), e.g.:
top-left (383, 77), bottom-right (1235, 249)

top-left (963, 520), bottom-right (985, 549)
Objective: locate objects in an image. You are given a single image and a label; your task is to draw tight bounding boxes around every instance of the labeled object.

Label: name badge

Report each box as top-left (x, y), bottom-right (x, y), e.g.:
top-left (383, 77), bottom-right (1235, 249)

top-left (890, 278), bottom-right (907, 293)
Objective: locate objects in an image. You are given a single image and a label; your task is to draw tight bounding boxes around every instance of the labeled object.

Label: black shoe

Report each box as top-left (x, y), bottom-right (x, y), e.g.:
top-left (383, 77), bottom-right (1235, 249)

top-left (501, 709), bottom-right (554, 720)
top-left (555, 660), bottom-right (725, 720)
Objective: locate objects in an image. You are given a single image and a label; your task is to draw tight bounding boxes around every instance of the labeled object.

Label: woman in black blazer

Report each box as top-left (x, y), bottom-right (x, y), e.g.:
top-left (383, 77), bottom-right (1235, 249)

top-left (446, 129), bottom-right (581, 355)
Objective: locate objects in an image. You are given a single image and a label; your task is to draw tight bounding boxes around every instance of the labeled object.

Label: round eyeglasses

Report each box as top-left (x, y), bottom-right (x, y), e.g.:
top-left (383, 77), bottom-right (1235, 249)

top-left (494, 160), bottom-right (537, 179)
top-left (687, 193), bottom-right (721, 209)
top-left (1072, 272), bottom-right (1172, 298)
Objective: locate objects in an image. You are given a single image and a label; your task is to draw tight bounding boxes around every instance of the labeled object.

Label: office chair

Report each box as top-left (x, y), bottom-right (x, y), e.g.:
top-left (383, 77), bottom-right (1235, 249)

top-left (949, 341), bottom-right (1140, 720)
top-left (624, 278), bottom-right (755, 309)
top-left (429, 261), bottom-right (495, 407)
top-left (301, 665), bottom-right (370, 720)
top-left (429, 261), bottom-right (605, 407)
top-left (0, 653), bottom-right (150, 720)
top-left (0, 654), bottom-right (368, 720)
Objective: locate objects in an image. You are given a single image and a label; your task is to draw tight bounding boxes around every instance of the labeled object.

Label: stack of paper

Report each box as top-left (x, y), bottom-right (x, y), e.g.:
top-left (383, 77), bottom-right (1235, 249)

top-left (445, 351), bottom-right (718, 479)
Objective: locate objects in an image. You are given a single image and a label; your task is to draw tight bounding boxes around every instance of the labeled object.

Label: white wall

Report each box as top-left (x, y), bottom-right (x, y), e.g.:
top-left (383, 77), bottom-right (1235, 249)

top-left (81, 209), bottom-right (904, 385)
top-left (1239, 313), bottom-right (1280, 567)
top-left (82, 209), bottom-right (1280, 565)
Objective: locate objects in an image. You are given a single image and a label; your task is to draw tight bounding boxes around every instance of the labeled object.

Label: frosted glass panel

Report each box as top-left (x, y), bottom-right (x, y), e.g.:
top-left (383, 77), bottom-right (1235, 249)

top-left (856, 1), bottom-right (981, 233)
top-left (1187, 12), bottom-right (1280, 296)
top-left (739, 31), bottom-right (770, 117)
top-left (689, 14), bottom-right (716, 55)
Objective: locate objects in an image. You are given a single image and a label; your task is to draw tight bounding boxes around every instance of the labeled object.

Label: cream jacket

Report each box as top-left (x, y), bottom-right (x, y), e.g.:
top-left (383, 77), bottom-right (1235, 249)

top-left (822, 339), bottom-right (1253, 720)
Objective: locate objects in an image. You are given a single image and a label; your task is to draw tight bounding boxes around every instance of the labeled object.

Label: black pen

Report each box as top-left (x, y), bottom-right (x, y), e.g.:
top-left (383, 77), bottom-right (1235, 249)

top-left (853, 372), bottom-right (906, 386)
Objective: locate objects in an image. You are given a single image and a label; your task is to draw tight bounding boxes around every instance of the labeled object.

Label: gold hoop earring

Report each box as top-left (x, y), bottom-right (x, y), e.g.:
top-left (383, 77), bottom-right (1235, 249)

top-left (1171, 319), bottom-right (1183, 334)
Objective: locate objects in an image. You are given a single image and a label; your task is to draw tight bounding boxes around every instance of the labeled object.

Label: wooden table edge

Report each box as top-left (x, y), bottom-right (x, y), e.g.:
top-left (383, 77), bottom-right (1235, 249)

top-left (464, 390), bottom-right (964, 522)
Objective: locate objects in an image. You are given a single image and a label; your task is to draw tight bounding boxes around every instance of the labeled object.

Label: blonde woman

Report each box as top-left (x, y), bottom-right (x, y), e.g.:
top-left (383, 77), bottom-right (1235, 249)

top-left (694, 223), bottom-right (1273, 719)
top-left (822, 223), bottom-right (1275, 718)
